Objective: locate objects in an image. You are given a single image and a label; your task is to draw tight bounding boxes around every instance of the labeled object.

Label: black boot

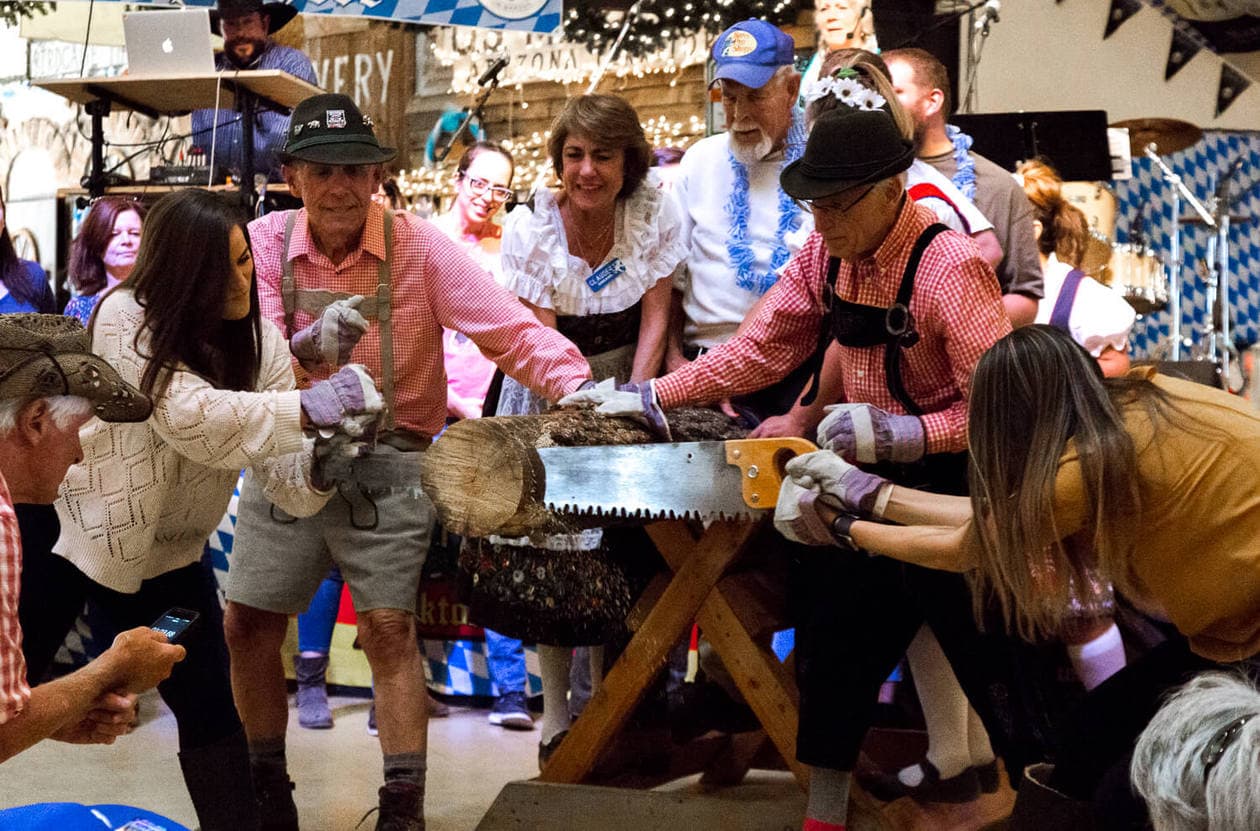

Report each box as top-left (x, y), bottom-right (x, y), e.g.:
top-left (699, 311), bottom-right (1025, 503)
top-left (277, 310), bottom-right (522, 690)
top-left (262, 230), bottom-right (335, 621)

top-left (990, 763), bottom-right (1096, 831)
top-left (362, 782), bottom-right (424, 831)
top-left (253, 763), bottom-right (300, 831)
top-left (177, 728), bottom-right (262, 831)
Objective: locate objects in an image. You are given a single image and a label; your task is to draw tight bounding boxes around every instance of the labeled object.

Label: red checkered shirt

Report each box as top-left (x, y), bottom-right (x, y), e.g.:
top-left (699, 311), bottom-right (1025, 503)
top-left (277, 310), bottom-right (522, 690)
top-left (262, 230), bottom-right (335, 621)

top-left (250, 205), bottom-right (591, 437)
top-left (655, 200), bottom-right (1011, 454)
top-left (0, 474), bottom-right (30, 725)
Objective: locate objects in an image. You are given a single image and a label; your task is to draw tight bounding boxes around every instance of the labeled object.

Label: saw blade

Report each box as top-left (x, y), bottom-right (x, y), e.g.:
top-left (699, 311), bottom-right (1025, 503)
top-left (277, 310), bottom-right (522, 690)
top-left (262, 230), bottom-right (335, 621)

top-left (536, 442), bottom-right (761, 522)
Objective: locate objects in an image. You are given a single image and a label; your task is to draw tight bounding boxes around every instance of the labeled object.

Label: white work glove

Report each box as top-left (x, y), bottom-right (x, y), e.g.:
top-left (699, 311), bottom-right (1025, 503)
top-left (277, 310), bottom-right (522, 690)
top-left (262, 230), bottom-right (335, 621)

top-left (773, 477), bottom-right (834, 546)
top-left (300, 364), bottom-right (384, 431)
top-left (785, 451), bottom-right (890, 516)
top-left (290, 295), bottom-right (369, 370)
top-left (559, 378), bottom-right (671, 440)
top-left (816, 403), bottom-right (925, 464)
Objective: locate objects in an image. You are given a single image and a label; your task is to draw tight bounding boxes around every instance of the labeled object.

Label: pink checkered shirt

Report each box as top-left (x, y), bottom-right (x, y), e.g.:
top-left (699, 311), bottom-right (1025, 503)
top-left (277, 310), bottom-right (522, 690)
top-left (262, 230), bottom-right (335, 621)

top-left (250, 205), bottom-right (591, 437)
top-left (0, 474), bottom-right (30, 725)
top-left (656, 200), bottom-right (1011, 454)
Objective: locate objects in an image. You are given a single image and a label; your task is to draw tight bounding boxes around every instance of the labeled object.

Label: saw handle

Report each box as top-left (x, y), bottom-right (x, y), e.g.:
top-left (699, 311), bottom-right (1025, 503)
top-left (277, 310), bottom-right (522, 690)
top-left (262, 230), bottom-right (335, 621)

top-left (725, 437), bottom-right (818, 510)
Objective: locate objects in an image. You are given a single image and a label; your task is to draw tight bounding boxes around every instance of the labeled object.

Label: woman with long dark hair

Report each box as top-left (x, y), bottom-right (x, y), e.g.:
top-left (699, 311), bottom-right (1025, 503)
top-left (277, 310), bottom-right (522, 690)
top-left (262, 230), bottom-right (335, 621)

top-left (0, 187), bottom-right (54, 314)
top-left (17, 188), bottom-right (380, 829)
top-left (63, 196), bottom-right (147, 326)
top-left (779, 324), bottom-right (1260, 827)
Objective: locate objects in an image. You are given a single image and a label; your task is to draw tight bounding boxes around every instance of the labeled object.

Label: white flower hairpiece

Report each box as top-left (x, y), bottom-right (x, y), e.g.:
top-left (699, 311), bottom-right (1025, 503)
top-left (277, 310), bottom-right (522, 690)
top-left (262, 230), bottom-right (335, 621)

top-left (802, 68), bottom-right (887, 112)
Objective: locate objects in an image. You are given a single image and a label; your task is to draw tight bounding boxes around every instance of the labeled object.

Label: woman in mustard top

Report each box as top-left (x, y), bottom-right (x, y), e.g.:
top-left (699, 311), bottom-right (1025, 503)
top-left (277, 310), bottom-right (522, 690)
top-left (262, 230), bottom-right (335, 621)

top-left (776, 324), bottom-right (1260, 828)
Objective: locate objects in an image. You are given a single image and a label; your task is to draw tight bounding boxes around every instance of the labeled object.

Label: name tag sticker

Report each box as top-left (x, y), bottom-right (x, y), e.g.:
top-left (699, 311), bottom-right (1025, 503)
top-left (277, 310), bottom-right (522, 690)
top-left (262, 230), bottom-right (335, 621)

top-left (585, 258), bottom-right (626, 293)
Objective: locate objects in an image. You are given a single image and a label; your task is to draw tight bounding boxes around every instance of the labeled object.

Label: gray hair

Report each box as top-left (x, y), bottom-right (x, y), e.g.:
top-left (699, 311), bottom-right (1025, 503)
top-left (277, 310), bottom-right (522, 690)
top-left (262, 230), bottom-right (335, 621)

top-left (1132, 671), bottom-right (1260, 831)
top-left (0, 395), bottom-right (95, 438)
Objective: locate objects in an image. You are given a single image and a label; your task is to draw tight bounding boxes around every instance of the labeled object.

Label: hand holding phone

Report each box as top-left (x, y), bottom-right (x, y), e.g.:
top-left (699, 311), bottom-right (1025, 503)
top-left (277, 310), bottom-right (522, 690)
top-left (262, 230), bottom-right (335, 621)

top-left (150, 607), bottom-right (200, 645)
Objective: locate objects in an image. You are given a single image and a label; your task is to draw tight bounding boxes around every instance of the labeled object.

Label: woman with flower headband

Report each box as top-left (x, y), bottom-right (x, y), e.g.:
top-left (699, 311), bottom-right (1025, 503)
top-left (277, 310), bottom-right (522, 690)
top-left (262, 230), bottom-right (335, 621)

top-left (780, 323), bottom-right (1260, 827)
top-left (562, 70), bottom-right (1015, 831)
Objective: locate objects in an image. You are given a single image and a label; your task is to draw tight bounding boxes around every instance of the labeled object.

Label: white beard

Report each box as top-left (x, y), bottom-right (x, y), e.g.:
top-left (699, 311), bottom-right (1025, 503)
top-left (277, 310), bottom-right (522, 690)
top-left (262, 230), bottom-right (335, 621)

top-left (729, 128), bottom-right (774, 165)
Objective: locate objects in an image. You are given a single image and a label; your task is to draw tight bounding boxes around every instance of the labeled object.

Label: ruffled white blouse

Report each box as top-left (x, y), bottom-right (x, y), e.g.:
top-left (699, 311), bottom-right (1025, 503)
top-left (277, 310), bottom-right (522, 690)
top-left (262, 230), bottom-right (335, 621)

top-left (500, 184), bottom-right (686, 316)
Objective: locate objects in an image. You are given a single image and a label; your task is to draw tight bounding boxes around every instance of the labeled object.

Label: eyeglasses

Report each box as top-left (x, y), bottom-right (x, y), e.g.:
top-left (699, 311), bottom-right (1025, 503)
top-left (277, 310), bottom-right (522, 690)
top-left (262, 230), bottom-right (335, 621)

top-left (461, 175), bottom-right (513, 203)
top-left (796, 184), bottom-right (876, 216)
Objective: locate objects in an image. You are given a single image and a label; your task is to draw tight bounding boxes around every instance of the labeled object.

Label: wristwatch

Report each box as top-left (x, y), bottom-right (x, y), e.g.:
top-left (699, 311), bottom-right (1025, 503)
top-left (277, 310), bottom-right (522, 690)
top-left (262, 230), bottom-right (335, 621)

top-left (830, 512), bottom-right (858, 549)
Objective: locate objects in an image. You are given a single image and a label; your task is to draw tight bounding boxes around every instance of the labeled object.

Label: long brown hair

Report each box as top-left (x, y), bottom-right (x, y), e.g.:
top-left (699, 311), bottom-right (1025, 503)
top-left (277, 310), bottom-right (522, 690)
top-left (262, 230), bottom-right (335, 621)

top-left (966, 325), bottom-right (1143, 639)
top-left (126, 189), bottom-right (261, 398)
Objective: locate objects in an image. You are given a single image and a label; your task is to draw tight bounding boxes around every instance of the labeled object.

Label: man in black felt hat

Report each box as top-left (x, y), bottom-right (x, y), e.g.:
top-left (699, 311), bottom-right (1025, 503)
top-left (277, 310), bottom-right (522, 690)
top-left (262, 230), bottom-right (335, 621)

top-left (190, 0), bottom-right (316, 182)
top-left (563, 100), bottom-right (1019, 830)
top-left (224, 93), bottom-right (592, 831)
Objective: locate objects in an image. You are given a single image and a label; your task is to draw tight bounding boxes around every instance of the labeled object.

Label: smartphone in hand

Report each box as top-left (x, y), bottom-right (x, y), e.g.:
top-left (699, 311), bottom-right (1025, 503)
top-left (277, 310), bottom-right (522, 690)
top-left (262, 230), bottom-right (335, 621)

top-left (150, 607), bottom-right (200, 645)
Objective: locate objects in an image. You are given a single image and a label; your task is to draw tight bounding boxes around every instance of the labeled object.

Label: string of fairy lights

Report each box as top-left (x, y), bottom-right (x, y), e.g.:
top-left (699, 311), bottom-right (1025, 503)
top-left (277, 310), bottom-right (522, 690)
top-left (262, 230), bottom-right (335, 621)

top-left (395, 114), bottom-right (707, 203)
top-left (399, 0), bottom-right (809, 203)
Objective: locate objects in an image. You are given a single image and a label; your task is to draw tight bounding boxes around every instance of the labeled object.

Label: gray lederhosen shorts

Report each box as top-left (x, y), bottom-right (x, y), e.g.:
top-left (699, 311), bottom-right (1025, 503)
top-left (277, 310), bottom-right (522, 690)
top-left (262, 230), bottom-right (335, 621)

top-left (227, 443), bottom-right (433, 615)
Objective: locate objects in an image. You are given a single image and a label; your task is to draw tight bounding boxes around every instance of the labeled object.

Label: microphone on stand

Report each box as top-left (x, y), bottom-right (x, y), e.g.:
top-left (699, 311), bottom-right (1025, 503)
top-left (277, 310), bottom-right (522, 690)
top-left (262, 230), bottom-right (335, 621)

top-left (478, 54), bottom-right (510, 86)
top-left (846, 4), bottom-right (870, 39)
top-left (974, 0), bottom-right (1001, 33)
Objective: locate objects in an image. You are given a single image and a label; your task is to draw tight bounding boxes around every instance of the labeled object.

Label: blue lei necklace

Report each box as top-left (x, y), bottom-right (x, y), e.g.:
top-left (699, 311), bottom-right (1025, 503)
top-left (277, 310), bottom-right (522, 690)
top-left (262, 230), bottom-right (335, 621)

top-left (725, 107), bottom-right (807, 296)
top-left (946, 124), bottom-right (977, 201)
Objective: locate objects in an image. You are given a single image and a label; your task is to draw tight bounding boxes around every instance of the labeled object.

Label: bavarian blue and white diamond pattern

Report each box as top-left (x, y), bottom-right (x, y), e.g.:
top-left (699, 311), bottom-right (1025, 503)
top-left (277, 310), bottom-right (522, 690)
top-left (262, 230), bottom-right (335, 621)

top-left (1112, 130), bottom-right (1260, 357)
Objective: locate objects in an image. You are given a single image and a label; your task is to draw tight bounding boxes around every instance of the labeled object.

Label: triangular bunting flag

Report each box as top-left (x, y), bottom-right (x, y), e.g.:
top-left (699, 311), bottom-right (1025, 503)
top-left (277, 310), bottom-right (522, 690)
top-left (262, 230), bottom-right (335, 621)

top-left (1104, 0), bottom-right (1142, 39)
top-left (1217, 63), bottom-right (1251, 117)
top-left (1165, 26), bottom-right (1203, 80)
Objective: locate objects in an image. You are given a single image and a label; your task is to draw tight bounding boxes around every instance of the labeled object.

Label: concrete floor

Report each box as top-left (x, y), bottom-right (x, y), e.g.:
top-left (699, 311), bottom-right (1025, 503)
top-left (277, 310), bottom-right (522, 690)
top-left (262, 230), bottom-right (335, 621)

top-left (0, 691), bottom-right (539, 830)
top-left (0, 692), bottom-right (807, 830)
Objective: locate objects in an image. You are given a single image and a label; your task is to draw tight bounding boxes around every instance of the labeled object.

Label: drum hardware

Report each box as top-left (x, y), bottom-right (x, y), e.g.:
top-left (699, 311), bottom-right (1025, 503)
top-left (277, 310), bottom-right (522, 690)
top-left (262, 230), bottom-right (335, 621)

top-left (1143, 143), bottom-right (1216, 360)
top-left (1113, 118), bottom-right (1204, 157)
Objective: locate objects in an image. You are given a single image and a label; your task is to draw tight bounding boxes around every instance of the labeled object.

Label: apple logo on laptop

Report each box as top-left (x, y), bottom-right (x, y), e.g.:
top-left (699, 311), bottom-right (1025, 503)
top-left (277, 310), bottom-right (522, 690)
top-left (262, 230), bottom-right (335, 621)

top-left (162, 37), bottom-right (174, 54)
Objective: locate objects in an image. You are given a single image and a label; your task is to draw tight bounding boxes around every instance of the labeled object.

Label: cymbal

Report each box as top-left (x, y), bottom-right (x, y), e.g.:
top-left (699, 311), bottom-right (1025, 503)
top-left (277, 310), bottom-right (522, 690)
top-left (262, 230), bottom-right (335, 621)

top-left (1179, 214), bottom-right (1252, 224)
top-left (1111, 118), bottom-right (1203, 156)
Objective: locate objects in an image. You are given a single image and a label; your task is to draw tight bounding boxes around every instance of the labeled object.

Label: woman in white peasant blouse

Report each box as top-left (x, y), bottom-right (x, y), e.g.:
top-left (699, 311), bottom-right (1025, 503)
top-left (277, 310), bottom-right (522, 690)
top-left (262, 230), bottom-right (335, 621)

top-left (491, 94), bottom-right (686, 767)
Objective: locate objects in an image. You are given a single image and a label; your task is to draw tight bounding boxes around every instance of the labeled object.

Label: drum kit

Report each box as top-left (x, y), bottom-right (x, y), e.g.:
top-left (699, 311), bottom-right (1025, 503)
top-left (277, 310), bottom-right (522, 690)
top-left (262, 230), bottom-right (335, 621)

top-left (1063, 117), bottom-right (1250, 387)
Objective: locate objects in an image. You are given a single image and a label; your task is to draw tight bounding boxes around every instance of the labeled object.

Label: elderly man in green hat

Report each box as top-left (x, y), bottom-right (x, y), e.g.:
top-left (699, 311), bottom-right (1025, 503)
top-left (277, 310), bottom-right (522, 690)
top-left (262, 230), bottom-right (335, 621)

top-left (0, 314), bottom-right (184, 762)
top-left (564, 97), bottom-right (1017, 830)
top-left (190, 0), bottom-right (316, 182)
top-left (225, 93), bottom-right (592, 830)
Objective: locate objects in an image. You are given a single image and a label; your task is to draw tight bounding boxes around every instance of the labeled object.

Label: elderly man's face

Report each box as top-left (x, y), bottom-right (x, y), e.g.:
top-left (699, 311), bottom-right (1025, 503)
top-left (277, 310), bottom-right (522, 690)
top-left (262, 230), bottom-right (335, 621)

top-left (285, 162), bottom-right (384, 249)
top-left (221, 12), bottom-right (269, 68)
top-left (24, 404), bottom-right (93, 504)
top-left (720, 73), bottom-right (800, 164)
top-left (811, 177), bottom-right (903, 260)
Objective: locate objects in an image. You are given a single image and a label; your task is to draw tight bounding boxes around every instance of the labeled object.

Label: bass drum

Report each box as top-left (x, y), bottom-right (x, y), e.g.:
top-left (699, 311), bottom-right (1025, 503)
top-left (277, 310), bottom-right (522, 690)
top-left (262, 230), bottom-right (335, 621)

top-left (1061, 181), bottom-right (1116, 275)
top-left (1106, 244), bottom-right (1168, 314)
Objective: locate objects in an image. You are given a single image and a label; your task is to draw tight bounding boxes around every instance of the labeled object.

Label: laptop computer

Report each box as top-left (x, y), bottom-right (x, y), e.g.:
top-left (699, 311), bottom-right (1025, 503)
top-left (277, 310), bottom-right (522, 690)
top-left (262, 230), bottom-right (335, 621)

top-left (123, 8), bottom-right (217, 77)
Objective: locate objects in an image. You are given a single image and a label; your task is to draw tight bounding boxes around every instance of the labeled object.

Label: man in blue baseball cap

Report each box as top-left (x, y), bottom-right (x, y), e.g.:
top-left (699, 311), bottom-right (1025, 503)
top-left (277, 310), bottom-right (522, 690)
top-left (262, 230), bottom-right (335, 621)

top-left (664, 19), bottom-right (812, 421)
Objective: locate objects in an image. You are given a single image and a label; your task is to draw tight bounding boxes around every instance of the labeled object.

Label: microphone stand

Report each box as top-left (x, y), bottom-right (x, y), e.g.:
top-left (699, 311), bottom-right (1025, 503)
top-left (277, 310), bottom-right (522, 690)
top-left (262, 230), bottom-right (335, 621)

top-left (435, 72), bottom-right (502, 164)
top-left (1144, 143), bottom-right (1214, 361)
top-left (961, 4), bottom-right (1000, 113)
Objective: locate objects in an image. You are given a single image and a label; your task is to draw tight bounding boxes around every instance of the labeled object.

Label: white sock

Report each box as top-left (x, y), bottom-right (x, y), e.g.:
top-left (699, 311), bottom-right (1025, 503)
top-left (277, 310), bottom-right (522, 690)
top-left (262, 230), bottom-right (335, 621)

top-left (537, 644), bottom-right (573, 744)
top-left (901, 626), bottom-right (971, 785)
top-left (1067, 622), bottom-right (1126, 691)
top-left (806, 766), bottom-right (851, 825)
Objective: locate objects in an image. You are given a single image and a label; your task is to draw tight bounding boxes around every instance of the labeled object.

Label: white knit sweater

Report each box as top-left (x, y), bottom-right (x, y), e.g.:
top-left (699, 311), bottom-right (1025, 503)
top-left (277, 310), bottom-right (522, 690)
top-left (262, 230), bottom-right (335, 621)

top-left (54, 288), bottom-right (330, 593)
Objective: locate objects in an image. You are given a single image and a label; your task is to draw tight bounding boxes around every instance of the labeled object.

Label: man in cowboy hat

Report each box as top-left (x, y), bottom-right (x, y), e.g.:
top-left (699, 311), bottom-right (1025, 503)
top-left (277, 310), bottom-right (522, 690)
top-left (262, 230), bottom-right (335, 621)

top-left (224, 93), bottom-right (591, 830)
top-left (0, 314), bottom-right (184, 761)
top-left (563, 101), bottom-right (1017, 830)
top-left (190, 0), bottom-right (316, 182)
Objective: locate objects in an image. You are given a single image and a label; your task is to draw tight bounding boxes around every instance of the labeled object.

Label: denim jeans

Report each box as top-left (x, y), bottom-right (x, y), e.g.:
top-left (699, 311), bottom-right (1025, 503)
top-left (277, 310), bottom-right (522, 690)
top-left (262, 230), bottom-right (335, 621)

top-left (484, 628), bottom-right (526, 695)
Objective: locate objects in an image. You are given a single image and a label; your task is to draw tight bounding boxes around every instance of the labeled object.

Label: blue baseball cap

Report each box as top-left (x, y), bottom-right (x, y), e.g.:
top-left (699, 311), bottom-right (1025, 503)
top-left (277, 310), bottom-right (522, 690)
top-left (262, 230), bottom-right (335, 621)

top-left (711, 19), bottom-right (796, 89)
